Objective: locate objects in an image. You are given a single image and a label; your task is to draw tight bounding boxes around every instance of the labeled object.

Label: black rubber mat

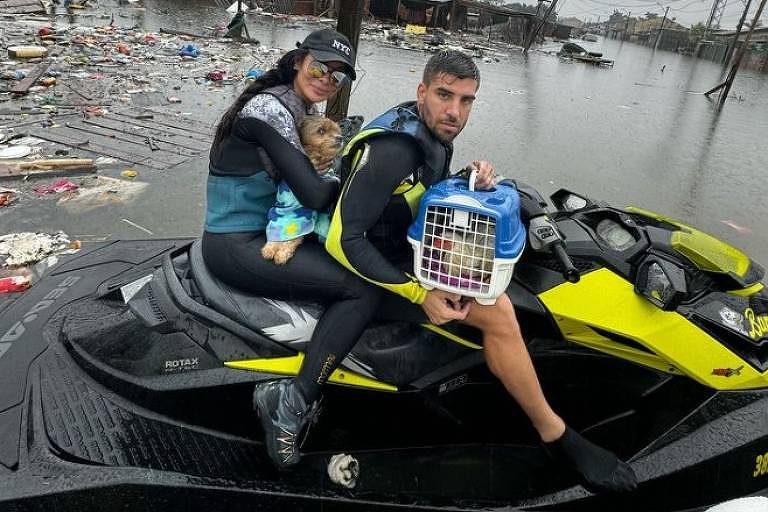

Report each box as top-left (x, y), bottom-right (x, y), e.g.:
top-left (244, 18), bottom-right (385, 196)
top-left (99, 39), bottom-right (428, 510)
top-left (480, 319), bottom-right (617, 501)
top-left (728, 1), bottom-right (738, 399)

top-left (39, 349), bottom-right (265, 479)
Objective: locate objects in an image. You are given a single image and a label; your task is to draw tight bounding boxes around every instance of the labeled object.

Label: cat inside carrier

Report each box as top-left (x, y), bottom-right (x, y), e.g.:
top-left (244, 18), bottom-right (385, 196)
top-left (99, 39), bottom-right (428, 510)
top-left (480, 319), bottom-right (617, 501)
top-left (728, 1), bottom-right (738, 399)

top-left (407, 174), bottom-right (526, 304)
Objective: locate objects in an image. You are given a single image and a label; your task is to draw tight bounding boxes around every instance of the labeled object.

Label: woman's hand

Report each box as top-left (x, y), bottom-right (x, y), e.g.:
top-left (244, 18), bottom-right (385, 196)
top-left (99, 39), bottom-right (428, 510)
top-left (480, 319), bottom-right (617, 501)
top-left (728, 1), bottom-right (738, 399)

top-left (468, 160), bottom-right (496, 190)
top-left (315, 157), bottom-right (335, 174)
top-left (421, 289), bottom-right (470, 325)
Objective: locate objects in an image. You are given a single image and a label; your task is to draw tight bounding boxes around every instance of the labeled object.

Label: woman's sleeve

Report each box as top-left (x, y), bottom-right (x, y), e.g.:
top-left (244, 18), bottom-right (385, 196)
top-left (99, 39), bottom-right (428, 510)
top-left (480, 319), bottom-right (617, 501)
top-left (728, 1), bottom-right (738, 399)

top-left (236, 96), bottom-right (339, 210)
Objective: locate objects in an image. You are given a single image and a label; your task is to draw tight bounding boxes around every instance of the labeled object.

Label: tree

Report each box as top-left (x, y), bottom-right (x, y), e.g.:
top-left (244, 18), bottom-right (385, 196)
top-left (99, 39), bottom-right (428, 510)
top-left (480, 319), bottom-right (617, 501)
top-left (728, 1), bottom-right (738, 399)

top-left (608, 9), bottom-right (625, 25)
top-left (690, 21), bottom-right (706, 41)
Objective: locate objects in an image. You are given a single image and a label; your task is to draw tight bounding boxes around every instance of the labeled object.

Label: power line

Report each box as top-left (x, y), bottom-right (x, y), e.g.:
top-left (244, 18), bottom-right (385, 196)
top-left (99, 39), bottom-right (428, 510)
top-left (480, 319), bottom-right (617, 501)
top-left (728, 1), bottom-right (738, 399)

top-left (565, 0), bottom-right (690, 8)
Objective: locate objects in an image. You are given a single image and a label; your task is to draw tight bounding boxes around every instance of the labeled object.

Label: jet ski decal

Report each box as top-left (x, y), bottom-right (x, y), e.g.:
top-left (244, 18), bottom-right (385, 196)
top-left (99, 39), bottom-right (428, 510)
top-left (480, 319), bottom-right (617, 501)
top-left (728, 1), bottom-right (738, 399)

top-left (711, 366), bottom-right (744, 377)
top-left (744, 307), bottom-right (768, 340)
top-left (0, 275), bottom-right (81, 358)
top-left (262, 299), bottom-right (318, 344)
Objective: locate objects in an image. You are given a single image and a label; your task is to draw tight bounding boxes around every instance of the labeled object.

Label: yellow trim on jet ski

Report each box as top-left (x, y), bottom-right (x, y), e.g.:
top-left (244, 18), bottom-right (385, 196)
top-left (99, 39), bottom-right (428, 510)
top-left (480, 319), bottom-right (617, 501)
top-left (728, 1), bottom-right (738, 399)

top-left (538, 268), bottom-right (768, 390)
top-left (421, 324), bottom-right (483, 350)
top-left (728, 283), bottom-right (765, 297)
top-left (552, 316), bottom-right (682, 375)
top-left (626, 206), bottom-right (751, 279)
top-left (225, 355), bottom-right (398, 392)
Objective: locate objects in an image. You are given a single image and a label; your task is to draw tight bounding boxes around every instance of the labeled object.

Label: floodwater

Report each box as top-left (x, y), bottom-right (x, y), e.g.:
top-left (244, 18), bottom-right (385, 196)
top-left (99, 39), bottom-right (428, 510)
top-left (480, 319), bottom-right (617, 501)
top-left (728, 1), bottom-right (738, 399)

top-left (3, 0), bottom-right (768, 268)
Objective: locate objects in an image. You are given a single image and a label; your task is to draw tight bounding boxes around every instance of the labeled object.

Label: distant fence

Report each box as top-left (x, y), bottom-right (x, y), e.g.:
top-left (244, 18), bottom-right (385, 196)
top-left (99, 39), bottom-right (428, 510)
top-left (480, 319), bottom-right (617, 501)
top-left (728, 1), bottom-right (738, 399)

top-left (696, 41), bottom-right (729, 62)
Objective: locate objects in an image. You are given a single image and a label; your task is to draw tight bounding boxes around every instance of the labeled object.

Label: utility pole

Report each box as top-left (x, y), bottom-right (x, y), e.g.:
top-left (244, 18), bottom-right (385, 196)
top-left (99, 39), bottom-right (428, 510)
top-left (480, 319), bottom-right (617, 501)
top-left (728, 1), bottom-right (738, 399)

top-left (654, 6), bottom-right (669, 50)
top-left (523, 0), bottom-right (558, 52)
top-left (704, 0), bottom-right (728, 38)
top-left (624, 10), bottom-right (631, 40)
top-left (327, 0), bottom-right (365, 120)
top-left (524, 0), bottom-right (544, 52)
top-left (705, 0), bottom-right (767, 106)
top-left (723, 0), bottom-right (753, 64)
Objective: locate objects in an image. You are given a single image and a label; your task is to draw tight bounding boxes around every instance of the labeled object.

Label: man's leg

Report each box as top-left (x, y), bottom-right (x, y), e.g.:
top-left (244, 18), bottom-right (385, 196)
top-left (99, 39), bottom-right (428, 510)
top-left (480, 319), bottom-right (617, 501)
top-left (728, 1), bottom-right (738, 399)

top-left (462, 294), bottom-right (565, 441)
top-left (462, 294), bottom-right (637, 493)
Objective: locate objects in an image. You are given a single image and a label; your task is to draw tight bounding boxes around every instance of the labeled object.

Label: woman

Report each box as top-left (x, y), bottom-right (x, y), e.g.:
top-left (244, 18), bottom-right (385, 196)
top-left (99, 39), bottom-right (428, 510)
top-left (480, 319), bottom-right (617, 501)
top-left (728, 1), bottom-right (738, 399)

top-left (203, 29), bottom-right (382, 470)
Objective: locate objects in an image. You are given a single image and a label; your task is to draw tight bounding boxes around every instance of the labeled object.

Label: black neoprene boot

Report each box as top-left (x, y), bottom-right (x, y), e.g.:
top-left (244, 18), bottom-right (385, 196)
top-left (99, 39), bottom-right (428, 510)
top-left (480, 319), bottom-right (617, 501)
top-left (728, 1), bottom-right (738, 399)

top-left (253, 379), bottom-right (321, 470)
top-left (544, 426), bottom-right (638, 493)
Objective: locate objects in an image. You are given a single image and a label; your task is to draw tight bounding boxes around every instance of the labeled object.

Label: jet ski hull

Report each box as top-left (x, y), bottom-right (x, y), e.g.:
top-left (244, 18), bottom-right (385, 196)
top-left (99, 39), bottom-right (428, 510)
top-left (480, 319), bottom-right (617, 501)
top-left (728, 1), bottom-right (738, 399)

top-left (1, 240), bottom-right (767, 511)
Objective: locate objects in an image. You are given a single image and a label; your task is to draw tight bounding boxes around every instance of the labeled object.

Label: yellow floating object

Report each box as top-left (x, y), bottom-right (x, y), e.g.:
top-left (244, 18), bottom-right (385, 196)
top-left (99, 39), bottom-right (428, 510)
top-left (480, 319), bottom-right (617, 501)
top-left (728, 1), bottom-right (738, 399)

top-left (405, 24), bottom-right (427, 34)
top-left (121, 169), bottom-right (138, 178)
top-left (8, 46), bottom-right (48, 59)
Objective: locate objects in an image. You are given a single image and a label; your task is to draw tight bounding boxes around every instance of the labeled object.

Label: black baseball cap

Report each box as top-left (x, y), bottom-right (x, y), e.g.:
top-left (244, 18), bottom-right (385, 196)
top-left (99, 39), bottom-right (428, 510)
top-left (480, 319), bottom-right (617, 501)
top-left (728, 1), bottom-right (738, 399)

top-left (299, 29), bottom-right (357, 80)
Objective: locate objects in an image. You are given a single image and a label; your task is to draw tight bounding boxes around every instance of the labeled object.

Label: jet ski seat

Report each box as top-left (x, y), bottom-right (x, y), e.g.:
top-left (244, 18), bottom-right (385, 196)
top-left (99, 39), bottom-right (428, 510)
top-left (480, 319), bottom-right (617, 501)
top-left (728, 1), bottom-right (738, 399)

top-left (186, 239), bottom-right (321, 346)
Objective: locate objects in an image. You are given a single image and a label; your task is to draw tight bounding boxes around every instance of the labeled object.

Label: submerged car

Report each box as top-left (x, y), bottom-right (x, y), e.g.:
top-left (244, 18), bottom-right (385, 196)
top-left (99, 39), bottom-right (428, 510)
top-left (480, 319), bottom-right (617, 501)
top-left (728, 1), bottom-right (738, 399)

top-left (560, 42), bottom-right (614, 66)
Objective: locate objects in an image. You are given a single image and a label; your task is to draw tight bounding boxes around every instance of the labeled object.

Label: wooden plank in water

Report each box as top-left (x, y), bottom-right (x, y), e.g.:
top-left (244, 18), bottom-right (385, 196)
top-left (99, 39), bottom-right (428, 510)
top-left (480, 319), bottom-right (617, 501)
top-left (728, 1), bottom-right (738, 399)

top-left (10, 48), bottom-right (63, 95)
top-left (30, 130), bottom-right (176, 169)
top-left (79, 117), bottom-right (204, 153)
top-left (109, 111), bottom-right (213, 140)
top-left (54, 125), bottom-right (190, 167)
top-left (0, 164), bottom-right (96, 180)
top-left (68, 119), bottom-right (199, 157)
top-left (135, 109), bottom-right (215, 134)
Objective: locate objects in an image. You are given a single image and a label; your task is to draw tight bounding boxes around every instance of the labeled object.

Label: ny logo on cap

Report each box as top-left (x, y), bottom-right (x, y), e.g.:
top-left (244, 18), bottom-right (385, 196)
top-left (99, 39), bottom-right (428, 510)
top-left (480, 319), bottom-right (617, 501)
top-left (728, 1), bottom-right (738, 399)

top-left (332, 39), bottom-right (351, 55)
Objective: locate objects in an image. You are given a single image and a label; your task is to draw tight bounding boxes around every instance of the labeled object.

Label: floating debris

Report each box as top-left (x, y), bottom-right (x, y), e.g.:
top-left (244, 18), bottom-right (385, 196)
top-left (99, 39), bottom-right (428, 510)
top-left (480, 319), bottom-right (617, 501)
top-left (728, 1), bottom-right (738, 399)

top-left (0, 231), bottom-right (80, 267)
top-left (327, 453), bottom-right (360, 489)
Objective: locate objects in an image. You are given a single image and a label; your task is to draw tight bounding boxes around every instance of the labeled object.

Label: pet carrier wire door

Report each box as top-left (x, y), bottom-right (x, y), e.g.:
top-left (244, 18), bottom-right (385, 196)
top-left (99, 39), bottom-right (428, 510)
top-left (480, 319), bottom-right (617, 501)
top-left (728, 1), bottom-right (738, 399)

top-left (407, 174), bottom-right (526, 304)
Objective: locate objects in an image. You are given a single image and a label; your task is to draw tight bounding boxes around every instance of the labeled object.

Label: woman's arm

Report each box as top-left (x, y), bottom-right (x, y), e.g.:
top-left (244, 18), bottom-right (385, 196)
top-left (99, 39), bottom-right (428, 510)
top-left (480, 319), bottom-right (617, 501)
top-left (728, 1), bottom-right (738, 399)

top-left (236, 117), bottom-right (338, 210)
top-left (236, 94), bottom-right (338, 210)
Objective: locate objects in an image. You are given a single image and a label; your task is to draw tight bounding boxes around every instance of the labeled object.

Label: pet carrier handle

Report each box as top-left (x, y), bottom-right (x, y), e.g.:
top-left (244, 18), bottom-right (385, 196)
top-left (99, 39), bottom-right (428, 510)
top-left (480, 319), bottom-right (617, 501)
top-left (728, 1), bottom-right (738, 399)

top-left (467, 169), bottom-right (478, 191)
top-left (552, 242), bottom-right (580, 283)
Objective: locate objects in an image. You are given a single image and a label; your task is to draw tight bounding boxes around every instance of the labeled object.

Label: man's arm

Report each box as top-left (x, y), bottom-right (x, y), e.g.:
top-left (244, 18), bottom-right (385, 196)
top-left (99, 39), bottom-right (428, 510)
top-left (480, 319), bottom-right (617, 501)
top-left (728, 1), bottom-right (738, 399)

top-left (325, 134), bottom-right (428, 304)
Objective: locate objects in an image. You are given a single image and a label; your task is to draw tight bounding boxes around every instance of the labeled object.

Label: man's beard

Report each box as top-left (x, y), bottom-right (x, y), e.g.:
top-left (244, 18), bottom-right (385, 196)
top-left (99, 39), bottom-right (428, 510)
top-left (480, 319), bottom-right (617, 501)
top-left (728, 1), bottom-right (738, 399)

top-left (420, 103), bottom-right (461, 144)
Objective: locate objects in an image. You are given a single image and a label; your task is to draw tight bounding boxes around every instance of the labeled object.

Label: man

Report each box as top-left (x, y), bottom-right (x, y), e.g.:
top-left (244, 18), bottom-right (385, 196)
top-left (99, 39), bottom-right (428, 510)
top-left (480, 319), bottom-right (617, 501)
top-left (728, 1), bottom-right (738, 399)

top-left (322, 50), bottom-right (637, 493)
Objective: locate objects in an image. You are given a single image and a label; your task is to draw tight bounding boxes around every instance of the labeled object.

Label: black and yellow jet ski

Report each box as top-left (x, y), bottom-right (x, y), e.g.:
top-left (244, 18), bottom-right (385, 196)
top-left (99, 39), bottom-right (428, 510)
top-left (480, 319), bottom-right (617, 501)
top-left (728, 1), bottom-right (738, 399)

top-left (1, 182), bottom-right (767, 511)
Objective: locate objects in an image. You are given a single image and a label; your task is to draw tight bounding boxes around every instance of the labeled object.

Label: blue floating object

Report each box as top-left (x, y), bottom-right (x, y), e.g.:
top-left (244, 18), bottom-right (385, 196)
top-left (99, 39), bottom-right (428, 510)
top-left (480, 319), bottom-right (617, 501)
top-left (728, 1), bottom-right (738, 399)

top-left (178, 44), bottom-right (200, 58)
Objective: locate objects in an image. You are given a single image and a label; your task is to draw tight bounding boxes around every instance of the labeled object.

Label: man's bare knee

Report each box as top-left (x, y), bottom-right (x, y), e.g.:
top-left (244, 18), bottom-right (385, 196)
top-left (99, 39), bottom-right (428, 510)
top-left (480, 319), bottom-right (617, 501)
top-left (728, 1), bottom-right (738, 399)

top-left (466, 296), bottom-right (520, 336)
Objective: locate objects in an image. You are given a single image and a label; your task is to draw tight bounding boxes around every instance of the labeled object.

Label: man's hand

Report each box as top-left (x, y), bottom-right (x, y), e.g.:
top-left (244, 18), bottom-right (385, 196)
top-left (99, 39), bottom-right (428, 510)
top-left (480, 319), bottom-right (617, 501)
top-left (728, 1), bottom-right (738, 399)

top-left (469, 160), bottom-right (496, 190)
top-left (421, 289), bottom-right (470, 325)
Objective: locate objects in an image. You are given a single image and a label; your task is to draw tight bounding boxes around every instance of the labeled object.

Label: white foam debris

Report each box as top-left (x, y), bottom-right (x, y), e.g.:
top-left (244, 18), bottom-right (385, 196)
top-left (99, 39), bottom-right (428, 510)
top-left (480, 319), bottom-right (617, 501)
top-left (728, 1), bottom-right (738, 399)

top-left (327, 453), bottom-right (359, 489)
top-left (0, 231), bottom-right (77, 267)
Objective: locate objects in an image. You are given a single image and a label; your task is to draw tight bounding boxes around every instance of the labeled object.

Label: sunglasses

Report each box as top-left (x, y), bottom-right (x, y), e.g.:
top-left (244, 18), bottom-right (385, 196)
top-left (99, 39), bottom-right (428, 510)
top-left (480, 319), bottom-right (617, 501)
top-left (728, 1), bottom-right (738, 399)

top-left (307, 60), bottom-right (351, 89)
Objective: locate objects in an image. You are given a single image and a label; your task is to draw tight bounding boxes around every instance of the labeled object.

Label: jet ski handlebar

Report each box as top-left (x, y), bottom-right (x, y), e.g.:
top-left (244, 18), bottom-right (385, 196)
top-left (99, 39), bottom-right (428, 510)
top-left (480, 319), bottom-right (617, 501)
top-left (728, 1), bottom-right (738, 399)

top-left (512, 180), bottom-right (581, 284)
top-left (550, 241), bottom-right (580, 283)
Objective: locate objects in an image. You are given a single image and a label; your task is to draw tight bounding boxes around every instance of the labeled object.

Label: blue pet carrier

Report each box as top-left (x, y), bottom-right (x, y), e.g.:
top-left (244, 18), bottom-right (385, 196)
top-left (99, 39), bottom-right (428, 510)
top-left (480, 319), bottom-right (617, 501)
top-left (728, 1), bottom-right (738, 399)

top-left (407, 175), bottom-right (526, 304)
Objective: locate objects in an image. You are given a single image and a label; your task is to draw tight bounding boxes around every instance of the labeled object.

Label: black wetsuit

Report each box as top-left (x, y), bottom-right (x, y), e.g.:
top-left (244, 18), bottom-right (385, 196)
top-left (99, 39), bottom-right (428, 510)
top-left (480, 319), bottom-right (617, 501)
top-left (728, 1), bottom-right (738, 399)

top-left (202, 90), bottom-right (382, 402)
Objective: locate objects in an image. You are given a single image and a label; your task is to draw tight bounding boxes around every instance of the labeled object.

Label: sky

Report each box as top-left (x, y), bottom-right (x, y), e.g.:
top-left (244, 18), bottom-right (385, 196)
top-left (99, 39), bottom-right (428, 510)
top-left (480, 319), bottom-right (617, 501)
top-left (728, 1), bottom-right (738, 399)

top-left (556, 0), bottom-right (763, 29)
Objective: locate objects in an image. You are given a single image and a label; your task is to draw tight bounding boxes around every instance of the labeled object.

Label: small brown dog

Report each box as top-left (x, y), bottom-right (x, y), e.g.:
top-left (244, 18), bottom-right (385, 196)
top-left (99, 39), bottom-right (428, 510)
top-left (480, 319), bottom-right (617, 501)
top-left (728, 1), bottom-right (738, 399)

top-left (261, 116), bottom-right (343, 265)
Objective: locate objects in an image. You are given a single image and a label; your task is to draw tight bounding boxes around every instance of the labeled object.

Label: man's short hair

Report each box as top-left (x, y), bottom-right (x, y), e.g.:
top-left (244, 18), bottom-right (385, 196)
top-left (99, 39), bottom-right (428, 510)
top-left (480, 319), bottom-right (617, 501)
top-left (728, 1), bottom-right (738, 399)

top-left (423, 50), bottom-right (480, 86)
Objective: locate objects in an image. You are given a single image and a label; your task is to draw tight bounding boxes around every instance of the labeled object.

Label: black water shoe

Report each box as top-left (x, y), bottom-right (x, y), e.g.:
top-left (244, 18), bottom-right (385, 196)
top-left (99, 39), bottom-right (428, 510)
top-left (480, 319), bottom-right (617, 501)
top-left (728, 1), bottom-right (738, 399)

top-left (544, 426), bottom-right (638, 493)
top-left (253, 380), bottom-right (321, 470)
